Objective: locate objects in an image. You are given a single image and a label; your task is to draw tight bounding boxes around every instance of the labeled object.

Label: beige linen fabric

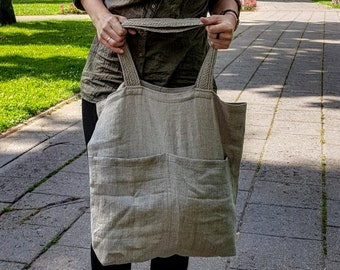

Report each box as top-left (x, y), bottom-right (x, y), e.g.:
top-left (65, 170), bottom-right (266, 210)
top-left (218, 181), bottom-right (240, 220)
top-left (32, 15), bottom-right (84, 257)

top-left (88, 19), bottom-right (247, 266)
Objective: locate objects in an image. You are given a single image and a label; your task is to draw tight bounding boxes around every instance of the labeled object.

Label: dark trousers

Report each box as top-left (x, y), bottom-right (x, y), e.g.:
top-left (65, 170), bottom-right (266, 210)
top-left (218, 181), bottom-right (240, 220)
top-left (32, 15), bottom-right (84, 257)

top-left (82, 99), bottom-right (189, 270)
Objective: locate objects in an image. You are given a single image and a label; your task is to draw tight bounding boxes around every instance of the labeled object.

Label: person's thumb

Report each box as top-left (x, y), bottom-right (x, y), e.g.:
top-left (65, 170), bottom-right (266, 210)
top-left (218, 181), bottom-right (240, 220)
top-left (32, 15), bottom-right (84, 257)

top-left (200, 16), bottom-right (217, 26)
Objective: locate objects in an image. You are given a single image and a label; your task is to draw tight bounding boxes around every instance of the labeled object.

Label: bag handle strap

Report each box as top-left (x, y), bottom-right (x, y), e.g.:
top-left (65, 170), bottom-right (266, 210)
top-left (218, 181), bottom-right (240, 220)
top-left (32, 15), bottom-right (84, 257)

top-left (119, 18), bottom-right (217, 90)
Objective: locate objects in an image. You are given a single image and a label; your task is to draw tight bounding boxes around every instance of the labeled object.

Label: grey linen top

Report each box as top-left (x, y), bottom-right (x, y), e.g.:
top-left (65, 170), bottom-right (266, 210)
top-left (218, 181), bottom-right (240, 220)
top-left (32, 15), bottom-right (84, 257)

top-left (74, 0), bottom-right (218, 103)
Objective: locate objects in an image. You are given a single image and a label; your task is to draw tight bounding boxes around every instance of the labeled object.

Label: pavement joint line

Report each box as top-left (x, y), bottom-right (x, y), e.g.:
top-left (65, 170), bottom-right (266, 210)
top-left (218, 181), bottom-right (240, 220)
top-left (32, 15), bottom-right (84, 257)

top-left (22, 209), bottom-right (88, 270)
top-left (328, 225), bottom-right (340, 229)
top-left (18, 197), bottom-right (86, 225)
top-left (238, 231), bottom-right (324, 242)
top-left (25, 149), bottom-right (87, 193)
top-left (255, 178), bottom-right (323, 187)
top-left (246, 201), bottom-right (321, 211)
top-left (320, 16), bottom-right (328, 261)
top-left (0, 149), bottom-right (86, 215)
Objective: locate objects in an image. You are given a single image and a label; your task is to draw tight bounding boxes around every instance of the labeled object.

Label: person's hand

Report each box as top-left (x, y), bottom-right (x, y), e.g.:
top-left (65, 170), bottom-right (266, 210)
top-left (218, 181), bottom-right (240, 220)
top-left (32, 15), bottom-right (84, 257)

top-left (200, 15), bottom-right (236, 49)
top-left (93, 13), bottom-right (136, 54)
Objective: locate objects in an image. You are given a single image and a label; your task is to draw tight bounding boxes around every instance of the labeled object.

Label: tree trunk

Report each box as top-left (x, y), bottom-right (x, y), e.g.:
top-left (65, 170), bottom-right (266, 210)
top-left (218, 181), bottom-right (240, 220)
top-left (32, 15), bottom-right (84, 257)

top-left (332, 0), bottom-right (340, 4)
top-left (0, 0), bottom-right (16, 25)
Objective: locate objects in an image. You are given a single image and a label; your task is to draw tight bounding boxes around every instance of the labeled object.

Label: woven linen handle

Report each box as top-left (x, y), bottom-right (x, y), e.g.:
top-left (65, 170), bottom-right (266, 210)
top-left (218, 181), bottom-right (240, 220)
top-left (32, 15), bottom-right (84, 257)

top-left (119, 18), bottom-right (217, 90)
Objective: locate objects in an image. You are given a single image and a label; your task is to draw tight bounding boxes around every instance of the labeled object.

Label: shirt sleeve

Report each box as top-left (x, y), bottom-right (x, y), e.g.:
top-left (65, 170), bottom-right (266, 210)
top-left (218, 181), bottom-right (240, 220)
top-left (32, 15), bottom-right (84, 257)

top-left (73, 0), bottom-right (85, 11)
top-left (208, 0), bottom-right (218, 11)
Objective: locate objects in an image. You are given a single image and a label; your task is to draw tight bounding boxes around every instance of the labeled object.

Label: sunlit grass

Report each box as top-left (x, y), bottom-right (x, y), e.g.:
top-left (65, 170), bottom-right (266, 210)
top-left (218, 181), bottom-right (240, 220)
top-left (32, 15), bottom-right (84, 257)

top-left (12, 0), bottom-right (85, 15)
top-left (0, 20), bottom-right (94, 132)
top-left (311, 0), bottom-right (340, 8)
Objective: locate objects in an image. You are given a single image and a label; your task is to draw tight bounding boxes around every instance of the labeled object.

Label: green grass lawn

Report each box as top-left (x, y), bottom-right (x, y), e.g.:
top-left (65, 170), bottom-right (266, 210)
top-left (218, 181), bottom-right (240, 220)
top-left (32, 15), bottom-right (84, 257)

top-left (312, 0), bottom-right (340, 8)
top-left (0, 20), bottom-right (95, 132)
top-left (13, 0), bottom-right (85, 16)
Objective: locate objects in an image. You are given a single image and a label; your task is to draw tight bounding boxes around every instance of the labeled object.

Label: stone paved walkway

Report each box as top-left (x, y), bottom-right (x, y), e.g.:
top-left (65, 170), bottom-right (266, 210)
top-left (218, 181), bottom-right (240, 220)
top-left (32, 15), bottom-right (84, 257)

top-left (1, 1), bottom-right (339, 269)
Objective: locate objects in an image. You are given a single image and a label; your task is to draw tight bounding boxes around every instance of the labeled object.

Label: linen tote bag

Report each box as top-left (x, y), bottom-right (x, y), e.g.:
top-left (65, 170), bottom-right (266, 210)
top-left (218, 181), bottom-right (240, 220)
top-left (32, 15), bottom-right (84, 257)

top-left (88, 18), bottom-right (247, 266)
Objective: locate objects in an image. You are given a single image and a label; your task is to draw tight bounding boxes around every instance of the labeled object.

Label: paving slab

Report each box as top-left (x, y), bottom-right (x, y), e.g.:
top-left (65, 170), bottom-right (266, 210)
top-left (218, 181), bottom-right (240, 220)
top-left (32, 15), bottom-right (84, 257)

top-left (0, 99), bottom-right (82, 168)
top-left (12, 193), bottom-right (88, 228)
top-left (327, 227), bottom-right (340, 262)
top-left (327, 260), bottom-right (340, 270)
top-left (16, 14), bottom-right (90, 22)
top-left (58, 212), bottom-right (91, 249)
top-left (0, 203), bottom-right (9, 212)
top-left (28, 245), bottom-right (90, 270)
top-left (227, 233), bottom-right (324, 270)
top-left (0, 223), bottom-right (62, 264)
top-left (34, 170), bottom-right (90, 198)
top-left (0, 176), bottom-right (36, 203)
top-left (237, 169), bottom-right (255, 191)
top-left (240, 203), bottom-right (322, 240)
top-left (256, 165), bottom-right (322, 186)
top-left (0, 152), bottom-right (67, 179)
top-left (0, 261), bottom-right (26, 270)
top-left (271, 119), bottom-right (321, 136)
top-left (250, 180), bottom-right (322, 209)
top-left (235, 191), bottom-right (248, 221)
top-left (189, 257), bottom-right (229, 270)
top-left (327, 199), bottom-right (340, 227)
top-left (326, 177), bottom-right (340, 201)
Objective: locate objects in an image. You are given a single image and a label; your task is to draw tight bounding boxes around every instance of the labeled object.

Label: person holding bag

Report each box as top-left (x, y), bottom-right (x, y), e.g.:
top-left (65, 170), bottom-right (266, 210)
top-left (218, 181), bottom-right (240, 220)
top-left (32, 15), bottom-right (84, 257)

top-left (73, 0), bottom-right (242, 269)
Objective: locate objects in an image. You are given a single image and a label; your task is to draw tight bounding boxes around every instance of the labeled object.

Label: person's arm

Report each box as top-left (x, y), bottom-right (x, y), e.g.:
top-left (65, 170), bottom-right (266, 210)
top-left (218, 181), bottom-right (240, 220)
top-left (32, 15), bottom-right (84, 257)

top-left (80, 0), bottom-right (135, 54)
top-left (200, 0), bottom-right (241, 49)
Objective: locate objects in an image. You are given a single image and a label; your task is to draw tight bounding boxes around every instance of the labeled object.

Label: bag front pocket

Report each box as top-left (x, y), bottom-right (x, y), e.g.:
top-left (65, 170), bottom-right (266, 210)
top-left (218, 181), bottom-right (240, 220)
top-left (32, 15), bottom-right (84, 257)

top-left (89, 153), bottom-right (236, 265)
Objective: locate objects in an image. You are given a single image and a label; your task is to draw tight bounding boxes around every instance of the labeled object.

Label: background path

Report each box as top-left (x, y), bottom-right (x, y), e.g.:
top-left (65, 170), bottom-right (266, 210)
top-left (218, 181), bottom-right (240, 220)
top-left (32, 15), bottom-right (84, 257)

top-left (0, 1), bottom-right (339, 269)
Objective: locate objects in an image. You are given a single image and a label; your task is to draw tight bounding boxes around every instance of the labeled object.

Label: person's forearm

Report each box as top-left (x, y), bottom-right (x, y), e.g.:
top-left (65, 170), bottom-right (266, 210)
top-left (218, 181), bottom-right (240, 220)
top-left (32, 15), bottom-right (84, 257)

top-left (211, 0), bottom-right (241, 15)
top-left (80, 0), bottom-right (133, 54)
top-left (80, 0), bottom-right (112, 26)
top-left (210, 0), bottom-right (240, 31)
top-left (201, 0), bottom-right (241, 49)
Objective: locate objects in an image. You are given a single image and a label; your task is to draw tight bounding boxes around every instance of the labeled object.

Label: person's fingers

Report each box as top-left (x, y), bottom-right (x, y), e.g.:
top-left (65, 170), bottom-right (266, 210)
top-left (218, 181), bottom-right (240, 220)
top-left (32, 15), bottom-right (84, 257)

top-left (201, 16), bottom-right (234, 49)
top-left (96, 15), bottom-right (130, 53)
